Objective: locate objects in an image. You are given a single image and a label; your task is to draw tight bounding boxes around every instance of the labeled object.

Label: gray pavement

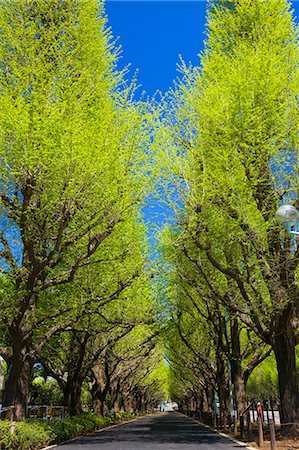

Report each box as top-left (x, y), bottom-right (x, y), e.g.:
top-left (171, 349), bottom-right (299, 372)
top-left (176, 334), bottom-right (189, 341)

top-left (53, 412), bottom-right (249, 449)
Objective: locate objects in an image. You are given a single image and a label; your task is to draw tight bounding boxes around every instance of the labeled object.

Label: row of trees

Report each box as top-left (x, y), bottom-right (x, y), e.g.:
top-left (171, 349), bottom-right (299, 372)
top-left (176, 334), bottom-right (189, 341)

top-left (0, 0), bottom-right (167, 420)
top-left (0, 0), bottom-right (298, 438)
top-left (160, 0), bottom-right (299, 437)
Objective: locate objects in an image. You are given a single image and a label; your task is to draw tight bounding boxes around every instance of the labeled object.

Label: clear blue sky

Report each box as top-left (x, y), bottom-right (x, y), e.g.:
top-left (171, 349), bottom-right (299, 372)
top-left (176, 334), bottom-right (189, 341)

top-left (105, 1), bottom-right (209, 233)
top-left (105, 0), bottom-right (299, 97)
top-left (105, 1), bottom-right (207, 97)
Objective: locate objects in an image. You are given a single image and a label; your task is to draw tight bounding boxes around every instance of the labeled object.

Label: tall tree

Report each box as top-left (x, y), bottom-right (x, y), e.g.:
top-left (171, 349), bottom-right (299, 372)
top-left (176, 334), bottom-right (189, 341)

top-left (0, 0), bottom-right (152, 420)
top-left (161, 225), bottom-right (272, 420)
top-left (162, 0), bottom-right (299, 435)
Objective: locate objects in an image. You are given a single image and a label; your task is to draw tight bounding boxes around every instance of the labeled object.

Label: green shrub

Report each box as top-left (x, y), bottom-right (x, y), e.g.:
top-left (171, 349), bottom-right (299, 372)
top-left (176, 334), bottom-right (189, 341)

top-left (121, 411), bottom-right (134, 419)
top-left (48, 411), bottom-right (110, 442)
top-left (48, 412), bottom-right (98, 441)
top-left (48, 417), bottom-right (84, 441)
top-left (0, 421), bottom-right (53, 450)
top-left (109, 411), bottom-right (135, 421)
top-left (0, 421), bottom-right (12, 448)
top-left (0, 411), bottom-right (128, 449)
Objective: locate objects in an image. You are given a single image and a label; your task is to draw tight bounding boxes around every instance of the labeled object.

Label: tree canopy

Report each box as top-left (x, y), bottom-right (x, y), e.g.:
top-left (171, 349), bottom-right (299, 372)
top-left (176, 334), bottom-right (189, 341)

top-left (160, 0), bottom-right (299, 436)
top-left (0, 0), bottom-right (158, 420)
top-left (0, 0), bottom-right (298, 438)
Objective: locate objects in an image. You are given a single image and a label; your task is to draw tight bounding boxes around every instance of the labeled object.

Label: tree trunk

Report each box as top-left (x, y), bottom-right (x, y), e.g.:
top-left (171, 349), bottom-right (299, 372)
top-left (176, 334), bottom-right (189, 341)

top-left (90, 365), bottom-right (109, 416)
top-left (118, 393), bottom-right (124, 411)
top-left (110, 379), bottom-right (121, 413)
top-left (231, 319), bottom-right (247, 416)
top-left (64, 377), bottom-right (83, 416)
top-left (3, 342), bottom-right (33, 421)
top-left (234, 373), bottom-right (247, 417)
top-left (202, 384), bottom-right (211, 414)
top-left (112, 388), bottom-right (121, 413)
top-left (123, 392), bottom-right (134, 413)
top-left (91, 396), bottom-right (103, 415)
top-left (217, 356), bottom-right (228, 430)
top-left (273, 326), bottom-right (299, 437)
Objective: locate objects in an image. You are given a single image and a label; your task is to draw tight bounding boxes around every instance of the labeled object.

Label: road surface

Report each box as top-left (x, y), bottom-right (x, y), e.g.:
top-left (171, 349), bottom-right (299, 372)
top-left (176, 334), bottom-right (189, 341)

top-left (53, 412), bottom-right (249, 449)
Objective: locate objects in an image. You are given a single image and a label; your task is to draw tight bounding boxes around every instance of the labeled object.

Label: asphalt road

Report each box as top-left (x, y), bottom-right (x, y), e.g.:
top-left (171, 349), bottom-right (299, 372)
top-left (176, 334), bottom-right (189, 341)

top-left (53, 412), bottom-right (249, 450)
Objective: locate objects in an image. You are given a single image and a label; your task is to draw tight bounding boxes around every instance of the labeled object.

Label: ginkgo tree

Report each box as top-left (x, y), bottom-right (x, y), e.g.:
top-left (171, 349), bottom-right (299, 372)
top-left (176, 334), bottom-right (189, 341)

top-left (161, 223), bottom-right (272, 423)
top-left (90, 325), bottom-right (165, 414)
top-left (39, 217), bottom-right (157, 416)
top-left (161, 0), bottom-right (299, 436)
top-left (0, 0), bottom-right (154, 420)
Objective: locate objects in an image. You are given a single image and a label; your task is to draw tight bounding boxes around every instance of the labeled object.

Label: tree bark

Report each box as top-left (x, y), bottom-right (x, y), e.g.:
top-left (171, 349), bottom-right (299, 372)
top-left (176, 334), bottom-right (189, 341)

top-left (93, 398), bottom-right (105, 416)
top-left (111, 380), bottom-right (121, 413)
top-left (123, 392), bottom-right (134, 413)
top-left (3, 340), bottom-right (33, 421)
top-left (273, 326), bottom-right (299, 437)
top-left (90, 364), bottom-right (110, 416)
top-left (64, 376), bottom-right (84, 416)
top-left (234, 373), bottom-right (247, 416)
top-left (230, 319), bottom-right (247, 416)
top-left (217, 355), bottom-right (228, 429)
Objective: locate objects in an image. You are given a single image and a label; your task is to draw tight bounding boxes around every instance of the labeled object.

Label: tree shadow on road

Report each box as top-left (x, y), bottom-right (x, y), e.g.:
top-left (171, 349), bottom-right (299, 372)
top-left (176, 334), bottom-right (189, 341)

top-left (57, 412), bottom-right (248, 449)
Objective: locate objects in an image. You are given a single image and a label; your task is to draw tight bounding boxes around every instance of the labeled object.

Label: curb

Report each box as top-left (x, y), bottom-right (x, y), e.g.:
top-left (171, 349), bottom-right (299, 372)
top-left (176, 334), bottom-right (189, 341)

top-left (182, 413), bottom-right (256, 450)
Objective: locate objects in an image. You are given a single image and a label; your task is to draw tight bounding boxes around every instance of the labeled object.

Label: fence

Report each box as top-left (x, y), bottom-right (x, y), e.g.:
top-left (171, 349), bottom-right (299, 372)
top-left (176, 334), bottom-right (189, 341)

top-left (239, 399), bottom-right (284, 449)
top-left (28, 405), bottom-right (65, 420)
top-left (182, 397), bottom-right (283, 448)
top-left (0, 405), bottom-right (64, 420)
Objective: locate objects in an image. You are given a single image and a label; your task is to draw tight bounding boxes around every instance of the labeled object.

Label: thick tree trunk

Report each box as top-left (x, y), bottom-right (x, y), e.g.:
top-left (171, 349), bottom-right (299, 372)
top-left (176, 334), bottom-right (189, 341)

top-left (202, 384), bottom-right (211, 414)
top-left (90, 365), bottom-right (109, 416)
top-left (123, 392), bottom-right (134, 413)
top-left (111, 380), bottom-right (121, 413)
top-left (234, 373), bottom-right (247, 416)
top-left (217, 356), bottom-right (228, 429)
top-left (231, 319), bottom-right (247, 416)
top-left (93, 398), bottom-right (104, 416)
top-left (118, 393), bottom-right (125, 411)
top-left (64, 377), bottom-right (84, 416)
top-left (273, 327), bottom-right (299, 437)
top-left (112, 391), bottom-right (121, 413)
top-left (134, 392), bottom-right (142, 413)
top-left (3, 342), bottom-right (33, 421)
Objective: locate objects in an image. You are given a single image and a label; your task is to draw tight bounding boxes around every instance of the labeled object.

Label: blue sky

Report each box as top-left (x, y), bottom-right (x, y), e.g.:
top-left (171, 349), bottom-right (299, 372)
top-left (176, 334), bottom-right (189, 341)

top-left (105, 1), bottom-right (299, 97)
top-left (104, 1), bottom-right (209, 234)
top-left (105, 1), bottom-right (207, 97)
